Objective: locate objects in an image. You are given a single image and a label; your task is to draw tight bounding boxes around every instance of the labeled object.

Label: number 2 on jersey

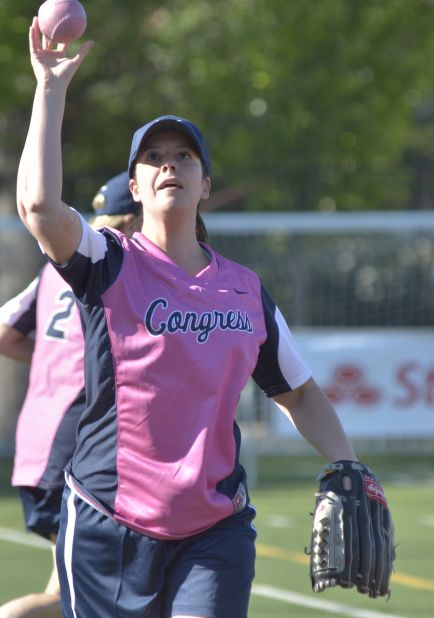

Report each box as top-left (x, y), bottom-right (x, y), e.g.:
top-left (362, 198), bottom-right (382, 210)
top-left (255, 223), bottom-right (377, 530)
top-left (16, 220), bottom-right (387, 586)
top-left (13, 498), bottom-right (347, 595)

top-left (45, 290), bottom-right (75, 341)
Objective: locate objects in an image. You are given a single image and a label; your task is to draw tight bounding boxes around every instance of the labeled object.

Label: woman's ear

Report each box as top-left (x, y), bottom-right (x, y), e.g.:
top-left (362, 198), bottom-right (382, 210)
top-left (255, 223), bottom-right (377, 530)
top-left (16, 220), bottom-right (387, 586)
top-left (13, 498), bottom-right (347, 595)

top-left (201, 177), bottom-right (211, 200)
top-left (129, 177), bottom-right (141, 202)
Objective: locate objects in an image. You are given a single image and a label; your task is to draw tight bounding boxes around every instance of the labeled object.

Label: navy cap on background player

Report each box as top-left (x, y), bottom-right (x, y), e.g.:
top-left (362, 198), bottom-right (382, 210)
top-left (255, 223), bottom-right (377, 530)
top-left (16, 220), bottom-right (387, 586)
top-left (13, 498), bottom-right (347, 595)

top-left (92, 171), bottom-right (140, 216)
top-left (128, 115), bottom-right (212, 178)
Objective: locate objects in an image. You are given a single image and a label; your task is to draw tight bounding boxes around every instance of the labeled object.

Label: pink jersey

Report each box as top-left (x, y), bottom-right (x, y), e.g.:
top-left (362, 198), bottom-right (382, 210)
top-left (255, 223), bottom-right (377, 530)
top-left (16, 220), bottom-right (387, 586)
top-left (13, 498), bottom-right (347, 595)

top-left (55, 216), bottom-right (311, 539)
top-left (0, 264), bottom-right (85, 488)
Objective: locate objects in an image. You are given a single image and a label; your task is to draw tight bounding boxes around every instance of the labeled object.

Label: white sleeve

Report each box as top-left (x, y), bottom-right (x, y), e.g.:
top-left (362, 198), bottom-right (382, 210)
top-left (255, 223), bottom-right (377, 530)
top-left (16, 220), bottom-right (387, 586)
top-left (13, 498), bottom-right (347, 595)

top-left (38, 208), bottom-right (108, 265)
top-left (0, 276), bottom-right (39, 331)
top-left (75, 212), bottom-right (108, 264)
top-left (252, 284), bottom-right (312, 397)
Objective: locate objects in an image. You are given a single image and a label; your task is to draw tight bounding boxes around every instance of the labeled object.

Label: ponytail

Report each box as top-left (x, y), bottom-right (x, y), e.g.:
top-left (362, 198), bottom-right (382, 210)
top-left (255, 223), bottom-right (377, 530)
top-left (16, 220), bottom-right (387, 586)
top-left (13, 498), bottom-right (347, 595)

top-left (196, 210), bottom-right (209, 243)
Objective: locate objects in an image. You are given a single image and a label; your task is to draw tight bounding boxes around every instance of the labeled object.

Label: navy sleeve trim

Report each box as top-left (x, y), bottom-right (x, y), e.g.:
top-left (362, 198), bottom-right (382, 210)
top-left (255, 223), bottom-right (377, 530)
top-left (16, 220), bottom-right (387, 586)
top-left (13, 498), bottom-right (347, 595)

top-left (252, 285), bottom-right (291, 396)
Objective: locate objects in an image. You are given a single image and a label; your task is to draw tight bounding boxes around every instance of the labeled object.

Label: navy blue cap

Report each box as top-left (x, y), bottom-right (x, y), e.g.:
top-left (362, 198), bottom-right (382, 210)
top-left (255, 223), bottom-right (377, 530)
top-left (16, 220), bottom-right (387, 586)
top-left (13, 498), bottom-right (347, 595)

top-left (92, 171), bottom-right (140, 216)
top-left (128, 115), bottom-right (211, 178)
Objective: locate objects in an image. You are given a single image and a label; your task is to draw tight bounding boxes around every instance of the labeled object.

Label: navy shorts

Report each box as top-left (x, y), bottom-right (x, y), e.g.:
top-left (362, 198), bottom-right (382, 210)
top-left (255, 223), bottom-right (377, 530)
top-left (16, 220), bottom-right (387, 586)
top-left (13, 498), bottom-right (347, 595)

top-left (18, 485), bottom-right (63, 540)
top-left (56, 485), bottom-right (257, 618)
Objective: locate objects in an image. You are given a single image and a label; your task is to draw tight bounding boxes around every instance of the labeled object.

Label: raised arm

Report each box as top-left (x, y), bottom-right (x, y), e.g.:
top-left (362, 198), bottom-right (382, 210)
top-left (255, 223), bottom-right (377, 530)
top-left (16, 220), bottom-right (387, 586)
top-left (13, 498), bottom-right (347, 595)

top-left (273, 377), bottom-right (357, 462)
top-left (17, 17), bottom-right (94, 263)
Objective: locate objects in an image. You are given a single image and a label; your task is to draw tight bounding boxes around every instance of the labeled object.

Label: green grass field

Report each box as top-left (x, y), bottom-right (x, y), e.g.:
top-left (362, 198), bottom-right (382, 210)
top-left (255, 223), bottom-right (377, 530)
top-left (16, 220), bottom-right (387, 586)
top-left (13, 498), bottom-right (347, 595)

top-left (1, 454), bottom-right (433, 617)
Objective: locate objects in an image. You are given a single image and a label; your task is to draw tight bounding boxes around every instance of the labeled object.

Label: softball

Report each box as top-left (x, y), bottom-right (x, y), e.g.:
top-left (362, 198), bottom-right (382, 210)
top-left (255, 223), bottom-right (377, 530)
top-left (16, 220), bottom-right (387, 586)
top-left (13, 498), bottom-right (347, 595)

top-left (38, 0), bottom-right (87, 44)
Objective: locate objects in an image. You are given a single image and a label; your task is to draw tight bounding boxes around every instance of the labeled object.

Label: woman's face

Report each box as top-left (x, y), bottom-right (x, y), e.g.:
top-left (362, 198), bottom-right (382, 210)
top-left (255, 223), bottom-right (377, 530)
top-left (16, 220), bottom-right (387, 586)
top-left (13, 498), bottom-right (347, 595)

top-left (129, 130), bottom-right (210, 221)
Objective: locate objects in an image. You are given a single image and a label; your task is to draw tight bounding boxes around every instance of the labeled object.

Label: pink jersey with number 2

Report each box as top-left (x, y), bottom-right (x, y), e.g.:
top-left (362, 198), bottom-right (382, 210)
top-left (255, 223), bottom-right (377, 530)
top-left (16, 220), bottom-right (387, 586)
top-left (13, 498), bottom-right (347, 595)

top-left (9, 265), bottom-right (84, 488)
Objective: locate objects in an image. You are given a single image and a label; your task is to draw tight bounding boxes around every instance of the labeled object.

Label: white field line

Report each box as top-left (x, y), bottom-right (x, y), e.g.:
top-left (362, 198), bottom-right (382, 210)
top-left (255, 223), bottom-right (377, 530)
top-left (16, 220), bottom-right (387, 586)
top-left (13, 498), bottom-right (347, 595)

top-left (252, 585), bottom-right (408, 618)
top-left (0, 526), bottom-right (51, 549)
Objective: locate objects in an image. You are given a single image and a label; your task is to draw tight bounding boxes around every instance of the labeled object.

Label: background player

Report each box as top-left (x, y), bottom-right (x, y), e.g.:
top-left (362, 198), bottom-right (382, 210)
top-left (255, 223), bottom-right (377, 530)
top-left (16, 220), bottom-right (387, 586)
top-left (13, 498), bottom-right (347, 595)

top-left (15, 17), bottom-right (360, 618)
top-left (0, 171), bottom-right (142, 618)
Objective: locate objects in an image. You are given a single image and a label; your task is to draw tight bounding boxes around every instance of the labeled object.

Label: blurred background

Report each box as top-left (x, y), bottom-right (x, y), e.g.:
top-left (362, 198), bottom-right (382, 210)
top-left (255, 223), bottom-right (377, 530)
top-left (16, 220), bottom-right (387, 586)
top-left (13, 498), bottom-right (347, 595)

top-left (4, 0), bottom-right (434, 210)
top-left (1, 2), bottom-right (433, 615)
top-left (1, 0), bottom-right (433, 457)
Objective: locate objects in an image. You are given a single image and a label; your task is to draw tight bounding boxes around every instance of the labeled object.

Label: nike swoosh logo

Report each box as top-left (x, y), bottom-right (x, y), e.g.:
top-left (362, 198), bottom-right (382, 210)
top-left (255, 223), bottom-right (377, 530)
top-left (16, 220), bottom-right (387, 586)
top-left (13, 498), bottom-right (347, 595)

top-left (234, 289), bottom-right (248, 295)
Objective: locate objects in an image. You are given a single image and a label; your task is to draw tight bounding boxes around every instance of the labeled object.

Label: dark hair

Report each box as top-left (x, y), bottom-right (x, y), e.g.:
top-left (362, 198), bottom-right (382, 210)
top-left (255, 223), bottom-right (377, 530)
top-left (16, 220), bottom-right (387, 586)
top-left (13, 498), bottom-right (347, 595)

top-left (196, 210), bottom-right (208, 243)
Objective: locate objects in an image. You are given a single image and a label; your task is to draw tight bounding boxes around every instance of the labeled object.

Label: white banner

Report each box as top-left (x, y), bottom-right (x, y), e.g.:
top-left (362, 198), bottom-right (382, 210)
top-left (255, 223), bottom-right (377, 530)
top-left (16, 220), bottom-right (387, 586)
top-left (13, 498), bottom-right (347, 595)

top-left (272, 329), bottom-right (434, 438)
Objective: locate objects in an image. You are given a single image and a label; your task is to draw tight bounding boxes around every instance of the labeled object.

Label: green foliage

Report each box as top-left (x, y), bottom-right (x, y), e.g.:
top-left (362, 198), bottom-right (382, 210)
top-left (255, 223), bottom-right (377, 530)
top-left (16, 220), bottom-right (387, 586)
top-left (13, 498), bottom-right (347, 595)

top-left (3, 0), bottom-right (434, 211)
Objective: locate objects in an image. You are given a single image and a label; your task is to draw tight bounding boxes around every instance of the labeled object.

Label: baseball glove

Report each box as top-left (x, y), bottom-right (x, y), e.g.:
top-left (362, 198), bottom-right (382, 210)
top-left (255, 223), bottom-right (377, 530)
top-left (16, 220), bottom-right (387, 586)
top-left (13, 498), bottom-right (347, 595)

top-left (309, 460), bottom-right (394, 598)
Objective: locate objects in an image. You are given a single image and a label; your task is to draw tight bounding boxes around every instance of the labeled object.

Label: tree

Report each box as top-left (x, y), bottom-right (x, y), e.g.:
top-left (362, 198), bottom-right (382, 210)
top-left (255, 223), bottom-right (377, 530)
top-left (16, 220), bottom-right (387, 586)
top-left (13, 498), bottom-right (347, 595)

top-left (2, 0), bottom-right (434, 212)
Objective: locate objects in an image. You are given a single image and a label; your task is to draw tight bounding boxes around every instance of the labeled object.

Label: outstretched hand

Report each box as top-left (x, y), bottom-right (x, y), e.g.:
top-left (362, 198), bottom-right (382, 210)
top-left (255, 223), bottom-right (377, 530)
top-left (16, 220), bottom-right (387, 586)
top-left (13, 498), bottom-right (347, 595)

top-left (29, 16), bottom-right (94, 88)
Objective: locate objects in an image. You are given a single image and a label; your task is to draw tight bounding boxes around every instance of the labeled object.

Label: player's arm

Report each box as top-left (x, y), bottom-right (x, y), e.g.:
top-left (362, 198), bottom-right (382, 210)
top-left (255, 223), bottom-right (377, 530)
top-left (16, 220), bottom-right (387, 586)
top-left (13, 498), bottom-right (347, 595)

top-left (0, 277), bottom-right (39, 363)
top-left (253, 283), bottom-right (356, 461)
top-left (16, 17), bottom-right (93, 264)
top-left (272, 378), bottom-right (358, 462)
top-left (0, 323), bottom-right (34, 363)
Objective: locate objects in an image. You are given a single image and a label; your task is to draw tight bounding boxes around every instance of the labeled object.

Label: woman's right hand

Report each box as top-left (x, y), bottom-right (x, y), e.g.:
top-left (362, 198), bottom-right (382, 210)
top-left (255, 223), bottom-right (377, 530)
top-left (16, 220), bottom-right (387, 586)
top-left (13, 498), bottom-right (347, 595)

top-left (29, 16), bottom-right (94, 90)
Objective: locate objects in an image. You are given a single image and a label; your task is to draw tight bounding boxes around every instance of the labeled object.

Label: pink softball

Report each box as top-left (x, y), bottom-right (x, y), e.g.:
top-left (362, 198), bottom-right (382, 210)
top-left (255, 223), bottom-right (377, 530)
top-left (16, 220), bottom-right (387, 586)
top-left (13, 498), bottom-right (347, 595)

top-left (38, 0), bottom-right (87, 44)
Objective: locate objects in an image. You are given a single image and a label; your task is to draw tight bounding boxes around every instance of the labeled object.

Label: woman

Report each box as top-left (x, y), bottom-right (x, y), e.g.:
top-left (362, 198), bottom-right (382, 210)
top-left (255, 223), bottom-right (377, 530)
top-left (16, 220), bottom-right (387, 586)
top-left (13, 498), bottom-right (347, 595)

top-left (16, 18), bottom-right (358, 618)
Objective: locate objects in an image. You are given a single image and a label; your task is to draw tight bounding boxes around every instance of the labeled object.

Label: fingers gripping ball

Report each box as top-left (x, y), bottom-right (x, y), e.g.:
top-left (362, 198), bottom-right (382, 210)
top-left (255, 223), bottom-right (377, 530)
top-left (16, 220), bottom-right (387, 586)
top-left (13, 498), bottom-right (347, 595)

top-left (309, 461), bottom-right (395, 598)
top-left (38, 0), bottom-right (87, 44)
